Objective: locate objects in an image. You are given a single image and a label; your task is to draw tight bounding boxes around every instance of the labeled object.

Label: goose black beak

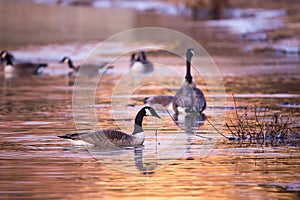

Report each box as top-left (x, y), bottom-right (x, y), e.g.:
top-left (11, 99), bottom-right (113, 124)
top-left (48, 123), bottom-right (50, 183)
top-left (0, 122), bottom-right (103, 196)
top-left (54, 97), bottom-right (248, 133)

top-left (154, 113), bottom-right (161, 119)
top-left (59, 58), bottom-right (65, 63)
top-left (151, 110), bottom-right (161, 119)
top-left (59, 57), bottom-right (69, 63)
top-left (145, 106), bottom-right (161, 119)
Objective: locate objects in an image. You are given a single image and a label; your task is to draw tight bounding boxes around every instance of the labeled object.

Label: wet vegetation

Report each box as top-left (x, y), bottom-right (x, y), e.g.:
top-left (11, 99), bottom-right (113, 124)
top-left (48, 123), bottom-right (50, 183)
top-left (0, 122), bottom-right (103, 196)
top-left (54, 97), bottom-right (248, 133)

top-left (224, 95), bottom-right (299, 146)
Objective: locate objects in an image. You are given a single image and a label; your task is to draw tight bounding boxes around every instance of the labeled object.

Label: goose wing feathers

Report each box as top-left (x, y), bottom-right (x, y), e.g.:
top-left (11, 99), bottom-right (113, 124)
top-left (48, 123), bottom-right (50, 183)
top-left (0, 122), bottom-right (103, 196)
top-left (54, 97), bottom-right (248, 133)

top-left (59, 129), bottom-right (135, 146)
top-left (173, 85), bottom-right (198, 111)
top-left (194, 87), bottom-right (206, 113)
top-left (15, 63), bottom-right (48, 75)
top-left (173, 85), bottom-right (206, 113)
top-left (144, 95), bottom-right (174, 107)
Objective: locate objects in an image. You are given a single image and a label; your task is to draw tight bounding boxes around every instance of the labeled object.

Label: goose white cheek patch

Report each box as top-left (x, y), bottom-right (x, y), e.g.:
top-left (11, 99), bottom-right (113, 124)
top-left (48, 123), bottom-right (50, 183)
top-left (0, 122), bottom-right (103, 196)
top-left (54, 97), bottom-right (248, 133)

top-left (191, 49), bottom-right (195, 56)
top-left (145, 108), bottom-right (152, 116)
top-left (2, 52), bottom-right (7, 58)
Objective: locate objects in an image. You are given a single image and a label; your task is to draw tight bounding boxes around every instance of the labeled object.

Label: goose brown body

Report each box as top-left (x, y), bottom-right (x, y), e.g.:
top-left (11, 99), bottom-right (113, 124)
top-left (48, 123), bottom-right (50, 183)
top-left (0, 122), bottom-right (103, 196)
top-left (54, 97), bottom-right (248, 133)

top-left (173, 83), bottom-right (206, 113)
top-left (144, 95), bottom-right (174, 107)
top-left (58, 129), bottom-right (144, 146)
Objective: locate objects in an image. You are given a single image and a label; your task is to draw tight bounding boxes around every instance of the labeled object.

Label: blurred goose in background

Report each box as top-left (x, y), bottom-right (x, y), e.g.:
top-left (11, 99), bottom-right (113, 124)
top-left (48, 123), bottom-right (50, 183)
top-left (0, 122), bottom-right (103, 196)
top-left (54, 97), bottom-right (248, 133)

top-left (58, 106), bottom-right (161, 147)
top-left (130, 51), bottom-right (153, 72)
top-left (60, 56), bottom-right (114, 77)
top-left (144, 95), bottom-right (174, 109)
top-left (59, 56), bottom-right (80, 76)
top-left (172, 48), bottom-right (206, 114)
top-left (0, 50), bottom-right (47, 78)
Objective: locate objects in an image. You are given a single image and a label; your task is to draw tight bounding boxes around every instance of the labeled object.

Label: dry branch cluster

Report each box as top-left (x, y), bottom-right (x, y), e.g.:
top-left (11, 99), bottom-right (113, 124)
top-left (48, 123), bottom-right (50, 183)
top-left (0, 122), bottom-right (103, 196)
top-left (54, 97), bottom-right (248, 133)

top-left (225, 97), bottom-right (299, 146)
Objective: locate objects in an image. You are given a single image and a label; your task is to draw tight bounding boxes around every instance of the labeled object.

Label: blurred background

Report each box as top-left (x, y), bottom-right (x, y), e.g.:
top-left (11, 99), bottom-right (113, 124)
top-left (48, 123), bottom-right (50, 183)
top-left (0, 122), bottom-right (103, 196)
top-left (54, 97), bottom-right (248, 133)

top-left (0, 0), bottom-right (299, 200)
top-left (1, 0), bottom-right (299, 52)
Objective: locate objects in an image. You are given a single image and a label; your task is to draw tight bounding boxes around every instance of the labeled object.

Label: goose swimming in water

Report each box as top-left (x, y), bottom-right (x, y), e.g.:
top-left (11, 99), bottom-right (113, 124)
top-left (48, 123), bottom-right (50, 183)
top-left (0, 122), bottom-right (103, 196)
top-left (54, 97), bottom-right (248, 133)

top-left (172, 48), bottom-right (206, 114)
top-left (60, 56), bottom-right (114, 76)
top-left (59, 56), bottom-right (80, 76)
top-left (58, 106), bottom-right (161, 147)
top-left (0, 50), bottom-right (47, 78)
top-left (130, 51), bottom-right (153, 71)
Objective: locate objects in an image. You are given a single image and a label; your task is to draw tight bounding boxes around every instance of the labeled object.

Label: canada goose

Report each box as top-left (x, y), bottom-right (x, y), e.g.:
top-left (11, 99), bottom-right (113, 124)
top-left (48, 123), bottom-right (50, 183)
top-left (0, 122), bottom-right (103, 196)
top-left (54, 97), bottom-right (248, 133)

top-left (130, 51), bottom-right (153, 71)
top-left (172, 48), bottom-right (206, 114)
top-left (60, 57), bottom-right (114, 77)
top-left (58, 106), bottom-right (161, 146)
top-left (59, 56), bottom-right (80, 76)
top-left (0, 50), bottom-right (47, 77)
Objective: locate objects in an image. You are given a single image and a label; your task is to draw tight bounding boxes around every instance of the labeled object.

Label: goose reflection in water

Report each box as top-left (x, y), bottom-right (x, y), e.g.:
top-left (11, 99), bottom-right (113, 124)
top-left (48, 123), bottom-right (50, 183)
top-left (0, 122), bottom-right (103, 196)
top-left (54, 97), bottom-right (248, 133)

top-left (134, 146), bottom-right (156, 174)
top-left (85, 145), bottom-right (157, 174)
top-left (173, 113), bottom-right (206, 160)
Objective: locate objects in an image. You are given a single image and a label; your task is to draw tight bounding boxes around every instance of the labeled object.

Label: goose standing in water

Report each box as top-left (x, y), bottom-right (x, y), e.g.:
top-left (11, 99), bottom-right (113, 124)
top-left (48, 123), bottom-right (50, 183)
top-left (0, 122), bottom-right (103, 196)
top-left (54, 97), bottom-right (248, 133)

top-left (0, 50), bottom-right (47, 78)
top-left (59, 56), bottom-right (80, 76)
top-left (58, 106), bottom-right (161, 147)
top-left (172, 48), bottom-right (206, 114)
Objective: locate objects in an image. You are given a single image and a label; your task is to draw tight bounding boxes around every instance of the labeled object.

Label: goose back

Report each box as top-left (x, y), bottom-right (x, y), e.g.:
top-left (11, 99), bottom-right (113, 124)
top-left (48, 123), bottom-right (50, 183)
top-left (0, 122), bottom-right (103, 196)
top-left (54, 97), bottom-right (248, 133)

top-left (59, 129), bottom-right (145, 146)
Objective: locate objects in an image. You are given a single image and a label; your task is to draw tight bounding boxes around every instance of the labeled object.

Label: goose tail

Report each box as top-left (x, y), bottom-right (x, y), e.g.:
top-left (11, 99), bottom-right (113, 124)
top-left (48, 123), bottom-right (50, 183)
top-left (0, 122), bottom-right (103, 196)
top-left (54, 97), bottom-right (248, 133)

top-left (36, 64), bottom-right (48, 74)
top-left (57, 134), bottom-right (70, 139)
top-left (57, 132), bottom-right (80, 140)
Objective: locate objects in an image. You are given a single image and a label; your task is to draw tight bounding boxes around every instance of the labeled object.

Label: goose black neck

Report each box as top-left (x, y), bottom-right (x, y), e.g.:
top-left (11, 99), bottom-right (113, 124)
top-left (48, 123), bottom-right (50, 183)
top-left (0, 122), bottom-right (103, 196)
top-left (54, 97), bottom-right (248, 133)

top-left (68, 60), bottom-right (75, 69)
top-left (185, 55), bottom-right (193, 84)
top-left (136, 55), bottom-right (141, 62)
top-left (141, 52), bottom-right (146, 61)
top-left (133, 108), bottom-right (146, 135)
top-left (4, 54), bottom-right (13, 65)
top-left (130, 53), bottom-right (135, 62)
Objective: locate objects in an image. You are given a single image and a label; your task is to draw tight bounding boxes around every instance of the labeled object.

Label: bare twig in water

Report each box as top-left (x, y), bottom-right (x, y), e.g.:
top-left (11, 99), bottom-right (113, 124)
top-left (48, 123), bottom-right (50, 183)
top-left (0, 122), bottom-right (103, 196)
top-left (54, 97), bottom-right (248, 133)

top-left (206, 118), bottom-right (235, 140)
top-left (224, 95), bottom-right (299, 146)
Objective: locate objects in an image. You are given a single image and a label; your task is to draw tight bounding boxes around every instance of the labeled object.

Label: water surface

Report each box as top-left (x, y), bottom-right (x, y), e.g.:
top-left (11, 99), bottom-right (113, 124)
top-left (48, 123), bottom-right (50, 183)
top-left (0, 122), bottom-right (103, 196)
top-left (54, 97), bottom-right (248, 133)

top-left (0, 1), bottom-right (299, 199)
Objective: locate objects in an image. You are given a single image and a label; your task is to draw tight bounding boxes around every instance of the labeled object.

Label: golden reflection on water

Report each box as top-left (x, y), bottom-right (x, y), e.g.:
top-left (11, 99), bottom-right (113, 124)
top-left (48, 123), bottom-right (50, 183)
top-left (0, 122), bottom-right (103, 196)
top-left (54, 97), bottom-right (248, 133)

top-left (0, 68), bottom-right (299, 199)
top-left (2, 145), bottom-right (299, 200)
